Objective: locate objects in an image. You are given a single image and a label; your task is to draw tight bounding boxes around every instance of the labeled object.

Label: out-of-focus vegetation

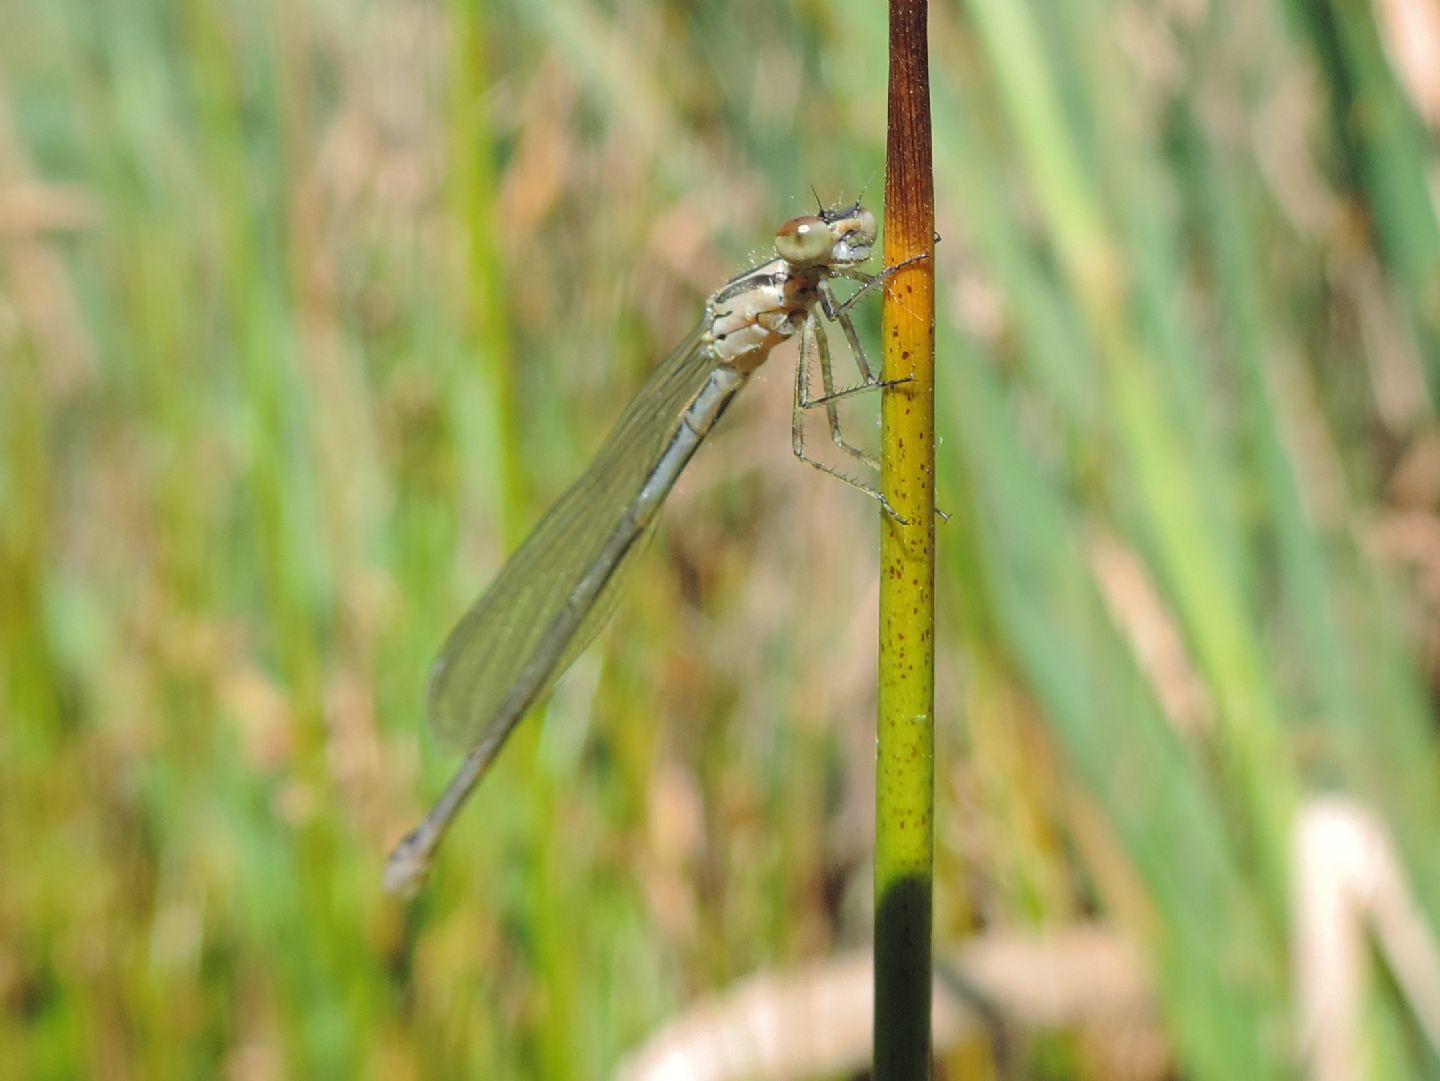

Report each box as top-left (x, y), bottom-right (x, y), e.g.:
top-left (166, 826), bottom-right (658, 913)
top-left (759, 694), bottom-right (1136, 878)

top-left (3, 0), bottom-right (1440, 1077)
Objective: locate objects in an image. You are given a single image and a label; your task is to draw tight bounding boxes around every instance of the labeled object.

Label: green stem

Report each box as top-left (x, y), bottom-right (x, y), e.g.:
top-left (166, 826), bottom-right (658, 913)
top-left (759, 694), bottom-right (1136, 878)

top-left (875, 1), bottom-right (937, 1078)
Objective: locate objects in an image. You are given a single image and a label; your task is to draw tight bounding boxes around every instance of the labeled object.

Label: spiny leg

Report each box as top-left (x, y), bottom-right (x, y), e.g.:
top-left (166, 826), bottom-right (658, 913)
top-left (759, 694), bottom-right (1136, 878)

top-left (820, 278), bottom-right (880, 386)
top-left (816, 252), bottom-right (932, 391)
top-left (805, 312), bottom-right (879, 470)
top-left (823, 250), bottom-right (932, 319)
top-left (813, 255), bottom-right (953, 523)
top-left (792, 322), bottom-right (908, 524)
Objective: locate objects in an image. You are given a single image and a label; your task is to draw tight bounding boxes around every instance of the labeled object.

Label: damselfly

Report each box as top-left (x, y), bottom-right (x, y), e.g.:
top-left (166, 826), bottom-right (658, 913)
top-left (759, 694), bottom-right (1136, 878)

top-left (386, 200), bottom-right (916, 895)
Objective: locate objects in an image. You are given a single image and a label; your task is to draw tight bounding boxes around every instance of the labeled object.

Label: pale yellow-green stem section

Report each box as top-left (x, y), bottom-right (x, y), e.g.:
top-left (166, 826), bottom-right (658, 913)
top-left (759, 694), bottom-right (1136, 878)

top-left (874, 0), bottom-right (935, 1076)
top-left (876, 225), bottom-right (937, 889)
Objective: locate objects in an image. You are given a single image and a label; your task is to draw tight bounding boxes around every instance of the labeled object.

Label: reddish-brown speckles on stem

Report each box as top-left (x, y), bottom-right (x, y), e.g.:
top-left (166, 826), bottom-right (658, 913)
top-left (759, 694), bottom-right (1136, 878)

top-left (876, 4), bottom-right (936, 1050)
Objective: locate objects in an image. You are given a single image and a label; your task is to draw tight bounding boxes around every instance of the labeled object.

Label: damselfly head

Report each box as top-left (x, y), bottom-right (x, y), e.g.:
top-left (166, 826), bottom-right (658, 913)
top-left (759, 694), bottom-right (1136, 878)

top-left (774, 202), bottom-right (877, 269)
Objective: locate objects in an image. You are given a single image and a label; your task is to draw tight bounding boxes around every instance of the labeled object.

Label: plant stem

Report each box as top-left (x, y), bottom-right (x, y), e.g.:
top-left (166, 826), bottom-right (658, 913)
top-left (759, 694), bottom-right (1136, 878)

top-left (875, 1), bottom-right (937, 1078)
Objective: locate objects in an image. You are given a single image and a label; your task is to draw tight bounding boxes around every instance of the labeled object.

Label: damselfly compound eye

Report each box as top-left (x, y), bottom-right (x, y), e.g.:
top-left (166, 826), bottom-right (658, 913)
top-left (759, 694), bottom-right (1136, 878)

top-left (774, 215), bottom-right (833, 267)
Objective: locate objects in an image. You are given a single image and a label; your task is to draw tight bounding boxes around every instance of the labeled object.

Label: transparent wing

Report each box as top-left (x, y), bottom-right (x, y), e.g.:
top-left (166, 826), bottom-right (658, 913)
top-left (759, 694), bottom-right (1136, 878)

top-left (428, 322), bottom-right (718, 749)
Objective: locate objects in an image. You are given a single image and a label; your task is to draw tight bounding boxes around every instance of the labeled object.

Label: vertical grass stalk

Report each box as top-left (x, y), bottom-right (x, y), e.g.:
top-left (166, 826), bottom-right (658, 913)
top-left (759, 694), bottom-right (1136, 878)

top-left (874, 1), bottom-right (937, 1077)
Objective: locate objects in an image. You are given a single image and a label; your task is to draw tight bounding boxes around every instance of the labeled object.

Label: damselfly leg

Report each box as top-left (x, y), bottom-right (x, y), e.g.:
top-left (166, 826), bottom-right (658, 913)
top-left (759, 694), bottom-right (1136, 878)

top-left (791, 250), bottom-right (938, 524)
top-left (791, 317), bottom-right (906, 522)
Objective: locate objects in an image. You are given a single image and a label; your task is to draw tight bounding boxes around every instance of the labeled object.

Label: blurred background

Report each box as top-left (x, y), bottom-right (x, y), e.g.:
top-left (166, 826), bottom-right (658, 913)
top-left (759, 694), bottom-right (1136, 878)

top-left (4, 0), bottom-right (1440, 1077)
